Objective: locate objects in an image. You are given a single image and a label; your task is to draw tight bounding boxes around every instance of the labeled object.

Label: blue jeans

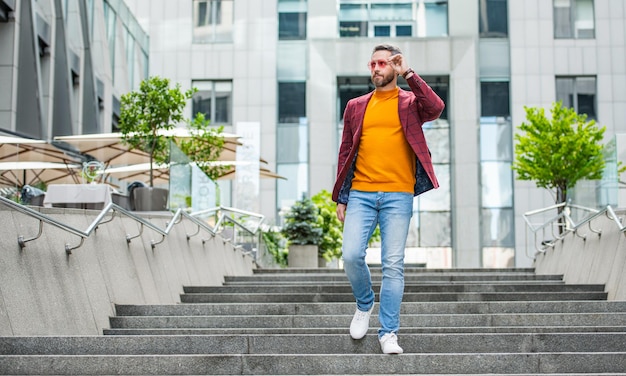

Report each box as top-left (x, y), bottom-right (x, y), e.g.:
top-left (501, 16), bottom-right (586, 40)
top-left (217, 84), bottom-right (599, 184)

top-left (342, 190), bottom-right (413, 338)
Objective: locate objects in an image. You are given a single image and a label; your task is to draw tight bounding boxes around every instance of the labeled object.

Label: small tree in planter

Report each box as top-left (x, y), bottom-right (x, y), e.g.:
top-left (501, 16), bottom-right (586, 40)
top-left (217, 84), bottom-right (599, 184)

top-left (282, 194), bottom-right (323, 267)
top-left (120, 76), bottom-right (192, 188)
top-left (120, 76), bottom-right (225, 210)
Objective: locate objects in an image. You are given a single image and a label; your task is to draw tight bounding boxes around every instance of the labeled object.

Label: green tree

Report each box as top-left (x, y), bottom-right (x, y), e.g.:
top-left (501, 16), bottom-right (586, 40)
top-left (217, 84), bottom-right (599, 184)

top-left (513, 101), bottom-right (606, 211)
top-left (119, 76), bottom-right (225, 186)
top-left (119, 76), bottom-right (192, 187)
top-left (282, 194), bottom-right (323, 246)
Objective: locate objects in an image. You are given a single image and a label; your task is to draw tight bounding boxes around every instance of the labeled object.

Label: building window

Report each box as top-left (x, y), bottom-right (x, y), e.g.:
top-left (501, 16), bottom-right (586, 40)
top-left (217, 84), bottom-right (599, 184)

top-left (554, 0), bottom-right (594, 39)
top-left (0, 0), bottom-right (14, 22)
top-left (192, 81), bottom-right (232, 126)
top-left (479, 0), bottom-right (508, 37)
top-left (479, 118), bottom-right (515, 260)
top-left (276, 119), bottom-right (309, 218)
top-left (556, 76), bottom-right (596, 120)
top-left (480, 79), bottom-right (514, 265)
top-left (278, 82), bottom-right (306, 124)
top-left (339, 0), bottom-right (448, 38)
top-left (103, 2), bottom-right (116, 78)
top-left (279, 0), bottom-right (307, 40)
top-left (279, 13), bottom-right (307, 40)
top-left (193, 0), bottom-right (234, 43)
top-left (481, 81), bottom-right (510, 117)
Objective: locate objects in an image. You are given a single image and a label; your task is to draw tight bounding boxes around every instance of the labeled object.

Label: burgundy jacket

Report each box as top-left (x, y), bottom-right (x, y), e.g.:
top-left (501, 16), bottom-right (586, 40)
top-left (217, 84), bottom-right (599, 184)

top-left (332, 73), bottom-right (445, 204)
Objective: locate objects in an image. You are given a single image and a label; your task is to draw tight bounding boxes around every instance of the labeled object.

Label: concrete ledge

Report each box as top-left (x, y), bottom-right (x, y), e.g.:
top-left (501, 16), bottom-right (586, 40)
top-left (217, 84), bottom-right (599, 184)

top-left (0, 206), bottom-right (255, 336)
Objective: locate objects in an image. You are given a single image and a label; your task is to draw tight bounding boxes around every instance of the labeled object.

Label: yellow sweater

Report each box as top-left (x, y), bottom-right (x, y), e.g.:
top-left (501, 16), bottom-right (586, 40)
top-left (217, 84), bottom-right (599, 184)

top-left (352, 88), bottom-right (416, 193)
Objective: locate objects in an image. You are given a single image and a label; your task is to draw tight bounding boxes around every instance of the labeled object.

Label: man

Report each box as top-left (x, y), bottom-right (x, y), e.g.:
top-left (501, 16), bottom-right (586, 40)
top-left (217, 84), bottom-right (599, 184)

top-left (332, 44), bottom-right (445, 354)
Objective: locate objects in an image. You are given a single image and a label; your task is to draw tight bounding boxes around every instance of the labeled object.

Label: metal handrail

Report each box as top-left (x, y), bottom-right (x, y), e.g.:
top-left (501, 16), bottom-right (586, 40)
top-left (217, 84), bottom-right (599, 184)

top-left (0, 196), bottom-right (231, 254)
top-left (524, 202), bottom-right (624, 257)
top-left (190, 206), bottom-right (265, 256)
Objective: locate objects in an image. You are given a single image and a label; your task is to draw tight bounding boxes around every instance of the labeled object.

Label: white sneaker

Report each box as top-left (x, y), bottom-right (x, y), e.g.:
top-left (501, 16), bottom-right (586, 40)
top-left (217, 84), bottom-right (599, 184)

top-left (349, 304), bottom-right (374, 339)
top-left (379, 332), bottom-right (404, 354)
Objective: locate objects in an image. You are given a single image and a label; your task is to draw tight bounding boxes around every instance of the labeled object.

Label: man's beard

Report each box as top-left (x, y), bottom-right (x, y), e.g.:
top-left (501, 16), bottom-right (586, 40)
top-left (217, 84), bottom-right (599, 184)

top-left (371, 71), bottom-right (395, 88)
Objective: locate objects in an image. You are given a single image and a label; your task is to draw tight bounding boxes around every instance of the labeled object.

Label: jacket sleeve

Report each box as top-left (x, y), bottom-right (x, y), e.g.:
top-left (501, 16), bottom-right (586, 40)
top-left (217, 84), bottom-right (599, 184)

top-left (406, 74), bottom-right (445, 123)
top-left (332, 100), bottom-right (358, 204)
top-left (336, 101), bottom-right (355, 179)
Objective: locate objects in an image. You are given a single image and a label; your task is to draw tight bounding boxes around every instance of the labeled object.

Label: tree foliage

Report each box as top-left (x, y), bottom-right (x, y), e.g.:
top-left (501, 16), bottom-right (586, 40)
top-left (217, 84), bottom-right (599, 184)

top-left (261, 228), bottom-right (289, 267)
top-left (119, 76), bottom-right (226, 186)
top-left (282, 194), bottom-right (323, 246)
top-left (512, 101), bottom-right (606, 205)
top-left (177, 113), bottom-right (228, 181)
top-left (311, 189), bottom-right (343, 261)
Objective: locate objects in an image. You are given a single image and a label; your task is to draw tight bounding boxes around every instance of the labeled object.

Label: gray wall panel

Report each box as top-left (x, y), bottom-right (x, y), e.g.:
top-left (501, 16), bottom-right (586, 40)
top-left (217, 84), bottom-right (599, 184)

top-left (15, 0), bottom-right (43, 138)
top-left (51, 0), bottom-right (72, 136)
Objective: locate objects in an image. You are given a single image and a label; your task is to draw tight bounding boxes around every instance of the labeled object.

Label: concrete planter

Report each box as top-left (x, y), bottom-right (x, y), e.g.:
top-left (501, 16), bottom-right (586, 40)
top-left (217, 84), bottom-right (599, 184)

top-left (132, 187), bottom-right (169, 211)
top-left (288, 244), bottom-right (319, 268)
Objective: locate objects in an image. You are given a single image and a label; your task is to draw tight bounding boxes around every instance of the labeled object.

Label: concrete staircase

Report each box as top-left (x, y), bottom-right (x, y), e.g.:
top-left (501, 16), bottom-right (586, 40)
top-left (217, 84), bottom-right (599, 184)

top-left (2, 267), bottom-right (626, 375)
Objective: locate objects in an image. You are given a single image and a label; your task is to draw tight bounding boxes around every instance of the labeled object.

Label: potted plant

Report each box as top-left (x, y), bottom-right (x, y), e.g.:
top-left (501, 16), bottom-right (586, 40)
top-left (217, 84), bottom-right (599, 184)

top-left (282, 194), bottom-right (323, 268)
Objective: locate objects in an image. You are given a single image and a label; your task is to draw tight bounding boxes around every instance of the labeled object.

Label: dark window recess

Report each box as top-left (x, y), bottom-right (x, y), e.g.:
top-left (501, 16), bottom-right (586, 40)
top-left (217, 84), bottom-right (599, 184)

top-left (193, 95), bottom-right (211, 119)
top-left (479, 0), bottom-right (508, 37)
top-left (577, 94), bottom-right (596, 120)
top-left (279, 12), bottom-right (307, 40)
top-left (431, 84), bottom-right (449, 120)
top-left (556, 76), bottom-right (596, 120)
top-left (396, 25), bottom-right (412, 36)
top-left (192, 92), bottom-right (231, 124)
top-left (213, 94), bottom-right (230, 123)
top-left (374, 25), bottom-right (390, 37)
top-left (481, 81), bottom-right (510, 117)
top-left (278, 82), bottom-right (306, 124)
top-left (0, 0), bottom-right (14, 22)
top-left (197, 0), bottom-right (221, 26)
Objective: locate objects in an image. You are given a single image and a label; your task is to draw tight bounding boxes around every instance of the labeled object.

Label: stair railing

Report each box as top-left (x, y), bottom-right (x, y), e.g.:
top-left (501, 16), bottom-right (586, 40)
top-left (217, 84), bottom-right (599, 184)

top-left (190, 206), bottom-right (265, 259)
top-left (0, 195), bottom-right (218, 254)
top-left (523, 202), bottom-right (625, 257)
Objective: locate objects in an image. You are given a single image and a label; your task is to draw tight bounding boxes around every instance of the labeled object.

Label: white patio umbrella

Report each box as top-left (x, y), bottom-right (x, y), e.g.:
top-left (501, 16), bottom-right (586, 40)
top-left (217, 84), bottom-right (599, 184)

top-left (0, 135), bottom-right (83, 164)
top-left (0, 161), bottom-right (83, 188)
top-left (101, 161), bottom-right (285, 184)
top-left (101, 163), bottom-right (171, 186)
top-left (54, 130), bottom-right (248, 167)
top-left (0, 134), bottom-right (85, 188)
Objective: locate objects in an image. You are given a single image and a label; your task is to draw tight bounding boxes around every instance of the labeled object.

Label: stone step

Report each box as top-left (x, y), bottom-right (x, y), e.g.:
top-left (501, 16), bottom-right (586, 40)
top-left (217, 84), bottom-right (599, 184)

top-left (224, 274), bottom-right (565, 283)
top-left (107, 312), bottom-right (626, 330)
top-left (3, 333), bottom-right (626, 354)
top-left (114, 300), bottom-right (626, 316)
top-left (251, 267), bottom-right (536, 274)
top-left (2, 352), bottom-right (625, 375)
top-left (180, 291), bottom-right (608, 303)
top-left (4, 266), bottom-right (622, 375)
top-left (103, 325), bottom-right (626, 335)
top-left (224, 279), bottom-right (570, 286)
top-left (183, 283), bottom-right (605, 294)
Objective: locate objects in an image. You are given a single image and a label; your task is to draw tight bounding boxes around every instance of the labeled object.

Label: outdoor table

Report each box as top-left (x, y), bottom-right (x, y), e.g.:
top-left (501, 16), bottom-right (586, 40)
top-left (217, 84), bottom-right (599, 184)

top-left (43, 184), bottom-right (114, 210)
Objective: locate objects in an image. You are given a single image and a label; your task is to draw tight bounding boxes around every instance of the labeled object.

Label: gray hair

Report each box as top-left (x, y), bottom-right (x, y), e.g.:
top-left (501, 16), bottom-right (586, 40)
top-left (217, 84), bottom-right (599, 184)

top-left (372, 44), bottom-right (402, 56)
